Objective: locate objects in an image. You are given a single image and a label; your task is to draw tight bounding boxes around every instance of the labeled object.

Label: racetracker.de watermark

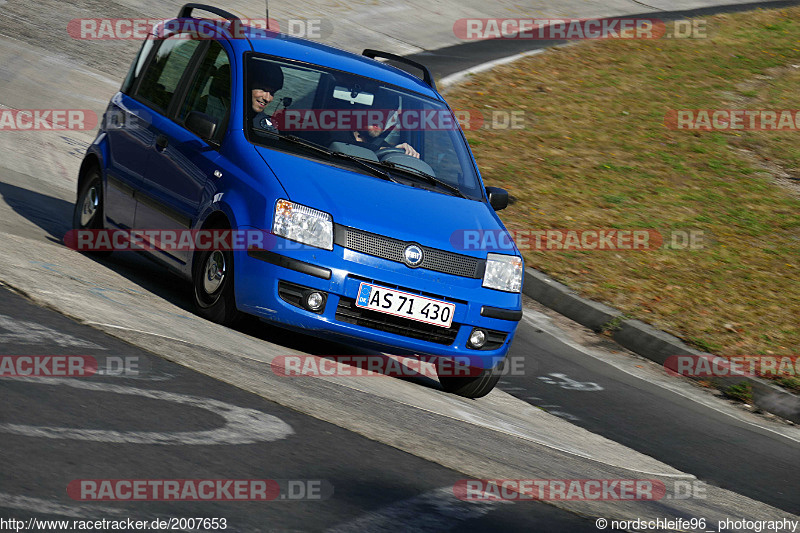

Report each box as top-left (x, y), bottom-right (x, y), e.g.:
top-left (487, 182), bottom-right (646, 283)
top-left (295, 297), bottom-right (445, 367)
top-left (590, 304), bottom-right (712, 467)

top-left (67, 18), bottom-right (332, 40)
top-left (65, 229), bottom-right (273, 252)
top-left (271, 354), bottom-right (525, 378)
top-left (0, 356), bottom-right (144, 377)
top-left (665, 355), bottom-right (799, 379)
top-left (0, 109), bottom-right (97, 130)
top-left (270, 109), bottom-right (526, 131)
top-left (450, 229), bottom-right (706, 251)
top-left (68, 479), bottom-right (332, 501)
top-left (455, 479), bottom-right (706, 501)
top-left (65, 228), bottom-right (707, 253)
top-left (0, 356), bottom-right (97, 377)
top-left (666, 109), bottom-right (800, 130)
top-left (453, 18), bottom-right (708, 40)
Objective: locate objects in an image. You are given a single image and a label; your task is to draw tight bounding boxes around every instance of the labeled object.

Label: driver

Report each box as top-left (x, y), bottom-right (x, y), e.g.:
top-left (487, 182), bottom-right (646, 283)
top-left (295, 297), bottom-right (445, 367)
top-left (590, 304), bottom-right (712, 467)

top-left (329, 90), bottom-right (419, 158)
top-left (349, 123), bottom-right (419, 158)
top-left (250, 63), bottom-right (284, 132)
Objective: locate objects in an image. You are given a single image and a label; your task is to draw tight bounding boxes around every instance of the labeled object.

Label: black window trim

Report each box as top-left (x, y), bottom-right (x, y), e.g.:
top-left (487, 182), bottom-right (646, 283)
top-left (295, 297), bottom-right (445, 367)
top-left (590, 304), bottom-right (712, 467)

top-left (129, 34), bottom-right (205, 116)
top-left (167, 40), bottom-right (210, 120)
top-left (126, 32), bottom-right (233, 151)
top-left (121, 36), bottom-right (155, 94)
top-left (125, 33), bottom-right (157, 97)
top-left (173, 39), bottom-right (234, 147)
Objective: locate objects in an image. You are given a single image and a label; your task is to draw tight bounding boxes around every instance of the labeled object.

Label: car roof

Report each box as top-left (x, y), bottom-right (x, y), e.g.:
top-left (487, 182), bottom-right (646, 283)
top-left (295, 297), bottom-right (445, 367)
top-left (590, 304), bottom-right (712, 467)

top-left (217, 25), bottom-right (442, 100)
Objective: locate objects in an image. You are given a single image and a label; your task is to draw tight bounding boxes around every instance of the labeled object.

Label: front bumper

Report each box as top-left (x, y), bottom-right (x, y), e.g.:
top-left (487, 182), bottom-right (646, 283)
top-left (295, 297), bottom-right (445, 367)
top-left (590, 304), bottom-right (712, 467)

top-left (234, 238), bottom-right (521, 370)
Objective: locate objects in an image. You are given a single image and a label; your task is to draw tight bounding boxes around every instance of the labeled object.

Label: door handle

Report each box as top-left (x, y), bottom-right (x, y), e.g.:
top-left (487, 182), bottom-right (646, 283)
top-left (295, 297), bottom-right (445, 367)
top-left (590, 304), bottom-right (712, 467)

top-left (112, 111), bottom-right (126, 128)
top-left (155, 134), bottom-right (169, 150)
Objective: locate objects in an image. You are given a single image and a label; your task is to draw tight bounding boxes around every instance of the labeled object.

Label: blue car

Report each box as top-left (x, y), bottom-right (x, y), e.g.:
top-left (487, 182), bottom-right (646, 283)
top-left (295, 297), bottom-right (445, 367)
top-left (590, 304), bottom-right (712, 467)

top-left (73, 4), bottom-right (523, 398)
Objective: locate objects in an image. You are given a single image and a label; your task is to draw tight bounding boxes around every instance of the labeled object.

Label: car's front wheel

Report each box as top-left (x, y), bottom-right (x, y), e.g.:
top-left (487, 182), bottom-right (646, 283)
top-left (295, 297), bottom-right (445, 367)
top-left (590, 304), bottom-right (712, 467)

top-left (192, 237), bottom-right (242, 326)
top-left (72, 168), bottom-right (111, 256)
top-left (437, 356), bottom-right (506, 399)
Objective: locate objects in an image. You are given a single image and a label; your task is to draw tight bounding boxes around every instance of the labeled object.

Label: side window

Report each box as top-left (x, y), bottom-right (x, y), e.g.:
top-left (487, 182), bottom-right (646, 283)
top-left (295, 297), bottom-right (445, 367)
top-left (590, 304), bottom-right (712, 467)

top-left (121, 35), bottom-right (156, 94)
top-left (279, 68), bottom-right (322, 110)
top-left (136, 35), bottom-right (202, 114)
top-left (179, 40), bottom-right (231, 140)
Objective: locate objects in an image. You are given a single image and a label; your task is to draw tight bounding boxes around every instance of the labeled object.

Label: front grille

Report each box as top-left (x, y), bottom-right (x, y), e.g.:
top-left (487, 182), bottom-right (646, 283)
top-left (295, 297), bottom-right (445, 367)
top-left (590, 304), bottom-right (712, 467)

top-left (278, 281), bottom-right (305, 308)
top-left (335, 297), bottom-right (460, 345)
top-left (336, 225), bottom-right (484, 279)
top-left (346, 229), bottom-right (404, 263)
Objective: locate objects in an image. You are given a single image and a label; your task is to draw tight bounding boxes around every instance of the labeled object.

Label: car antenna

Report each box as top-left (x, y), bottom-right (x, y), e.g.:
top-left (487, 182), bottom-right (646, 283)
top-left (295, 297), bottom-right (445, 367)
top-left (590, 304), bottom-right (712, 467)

top-left (265, 0), bottom-right (270, 30)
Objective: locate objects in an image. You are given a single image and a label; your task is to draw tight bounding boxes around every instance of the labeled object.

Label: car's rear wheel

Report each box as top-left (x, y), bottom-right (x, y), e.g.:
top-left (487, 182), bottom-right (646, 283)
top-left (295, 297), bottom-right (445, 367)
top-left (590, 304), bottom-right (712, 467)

top-left (192, 230), bottom-right (242, 326)
top-left (72, 168), bottom-right (111, 256)
top-left (437, 356), bottom-right (505, 399)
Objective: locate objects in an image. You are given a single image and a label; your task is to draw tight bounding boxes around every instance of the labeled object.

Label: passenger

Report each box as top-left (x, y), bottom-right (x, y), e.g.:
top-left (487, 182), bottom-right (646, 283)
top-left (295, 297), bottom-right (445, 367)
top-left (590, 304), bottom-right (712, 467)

top-left (250, 63), bottom-right (284, 131)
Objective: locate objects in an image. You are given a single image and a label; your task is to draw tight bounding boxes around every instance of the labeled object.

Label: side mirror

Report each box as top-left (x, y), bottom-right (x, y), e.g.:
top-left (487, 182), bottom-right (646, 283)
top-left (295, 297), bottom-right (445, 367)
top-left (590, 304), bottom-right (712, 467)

top-left (185, 111), bottom-right (218, 142)
top-left (486, 187), bottom-right (509, 211)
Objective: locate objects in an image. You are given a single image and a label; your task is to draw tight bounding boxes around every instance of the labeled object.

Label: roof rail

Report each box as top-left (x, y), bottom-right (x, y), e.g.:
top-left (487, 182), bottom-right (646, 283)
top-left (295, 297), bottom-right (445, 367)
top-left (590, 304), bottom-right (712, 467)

top-left (178, 3), bottom-right (241, 23)
top-left (362, 49), bottom-right (437, 91)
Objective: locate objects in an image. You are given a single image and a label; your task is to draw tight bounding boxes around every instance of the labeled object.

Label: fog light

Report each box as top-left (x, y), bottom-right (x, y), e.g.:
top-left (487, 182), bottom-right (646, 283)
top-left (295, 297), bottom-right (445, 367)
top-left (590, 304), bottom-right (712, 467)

top-left (305, 292), bottom-right (324, 311)
top-left (468, 328), bottom-right (487, 349)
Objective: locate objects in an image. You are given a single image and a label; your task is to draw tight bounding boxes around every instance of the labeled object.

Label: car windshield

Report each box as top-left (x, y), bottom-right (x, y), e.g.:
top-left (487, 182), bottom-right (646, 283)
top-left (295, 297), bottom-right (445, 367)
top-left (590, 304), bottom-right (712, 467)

top-left (245, 55), bottom-right (483, 200)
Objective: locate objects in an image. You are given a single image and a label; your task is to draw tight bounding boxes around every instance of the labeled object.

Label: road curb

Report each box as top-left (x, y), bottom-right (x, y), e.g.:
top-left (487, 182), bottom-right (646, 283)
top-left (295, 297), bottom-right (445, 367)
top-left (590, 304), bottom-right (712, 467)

top-left (523, 267), bottom-right (800, 424)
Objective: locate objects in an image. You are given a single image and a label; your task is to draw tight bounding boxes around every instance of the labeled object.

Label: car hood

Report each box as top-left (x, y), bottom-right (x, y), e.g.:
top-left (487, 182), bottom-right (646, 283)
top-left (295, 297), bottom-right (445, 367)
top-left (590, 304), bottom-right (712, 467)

top-left (255, 146), bottom-right (512, 257)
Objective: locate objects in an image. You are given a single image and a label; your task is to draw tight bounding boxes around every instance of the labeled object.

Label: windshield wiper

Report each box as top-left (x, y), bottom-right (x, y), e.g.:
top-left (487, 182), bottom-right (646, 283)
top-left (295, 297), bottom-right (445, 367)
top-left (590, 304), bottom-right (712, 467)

top-left (254, 128), bottom-right (334, 157)
top-left (329, 152), bottom-right (399, 184)
top-left (255, 128), bottom-right (398, 183)
top-left (378, 161), bottom-right (468, 199)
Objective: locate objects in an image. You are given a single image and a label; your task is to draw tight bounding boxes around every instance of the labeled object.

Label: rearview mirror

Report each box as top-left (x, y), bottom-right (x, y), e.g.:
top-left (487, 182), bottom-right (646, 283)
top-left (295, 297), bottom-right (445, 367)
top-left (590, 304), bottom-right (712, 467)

top-left (185, 111), bottom-right (218, 142)
top-left (486, 187), bottom-right (509, 211)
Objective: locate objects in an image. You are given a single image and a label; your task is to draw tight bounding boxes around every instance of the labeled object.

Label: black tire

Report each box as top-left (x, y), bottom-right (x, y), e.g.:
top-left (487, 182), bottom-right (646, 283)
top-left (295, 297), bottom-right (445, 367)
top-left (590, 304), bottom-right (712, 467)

top-left (192, 229), bottom-right (242, 326)
top-left (72, 168), bottom-right (111, 256)
top-left (437, 356), bottom-right (505, 399)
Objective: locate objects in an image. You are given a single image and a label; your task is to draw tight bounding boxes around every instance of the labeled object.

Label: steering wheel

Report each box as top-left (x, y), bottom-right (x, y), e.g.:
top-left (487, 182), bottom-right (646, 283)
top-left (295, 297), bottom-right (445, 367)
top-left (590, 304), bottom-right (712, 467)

top-left (377, 147), bottom-right (407, 157)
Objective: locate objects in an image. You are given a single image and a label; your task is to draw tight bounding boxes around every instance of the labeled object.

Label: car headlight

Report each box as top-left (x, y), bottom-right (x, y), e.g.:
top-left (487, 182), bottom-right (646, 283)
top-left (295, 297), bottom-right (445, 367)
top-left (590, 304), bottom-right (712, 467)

top-left (272, 199), bottom-right (333, 250)
top-left (483, 253), bottom-right (523, 293)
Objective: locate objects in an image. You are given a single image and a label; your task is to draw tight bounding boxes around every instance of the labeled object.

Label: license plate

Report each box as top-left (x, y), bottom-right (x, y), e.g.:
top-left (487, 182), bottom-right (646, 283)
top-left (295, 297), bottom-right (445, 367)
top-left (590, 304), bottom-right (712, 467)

top-left (355, 283), bottom-right (455, 328)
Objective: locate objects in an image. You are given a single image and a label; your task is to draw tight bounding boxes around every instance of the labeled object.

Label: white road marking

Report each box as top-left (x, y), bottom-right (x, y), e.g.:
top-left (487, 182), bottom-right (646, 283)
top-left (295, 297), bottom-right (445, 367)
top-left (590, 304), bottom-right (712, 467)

top-left (0, 314), bottom-right (104, 349)
top-left (0, 377), bottom-right (294, 445)
top-left (547, 410), bottom-right (581, 422)
top-left (325, 486), bottom-right (507, 532)
top-left (439, 49), bottom-right (545, 89)
top-left (538, 405), bottom-right (581, 422)
top-left (538, 373), bottom-right (604, 392)
top-left (522, 311), bottom-right (800, 444)
top-left (84, 323), bottom-right (693, 477)
top-left (0, 493), bottom-right (195, 531)
top-left (86, 322), bottom-right (200, 346)
top-left (94, 369), bottom-right (177, 381)
top-left (0, 492), bottom-right (128, 518)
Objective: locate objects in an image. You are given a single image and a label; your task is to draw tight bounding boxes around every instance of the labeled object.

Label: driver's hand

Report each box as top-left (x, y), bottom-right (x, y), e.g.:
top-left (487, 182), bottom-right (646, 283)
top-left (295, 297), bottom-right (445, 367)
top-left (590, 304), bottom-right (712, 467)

top-left (395, 143), bottom-right (419, 159)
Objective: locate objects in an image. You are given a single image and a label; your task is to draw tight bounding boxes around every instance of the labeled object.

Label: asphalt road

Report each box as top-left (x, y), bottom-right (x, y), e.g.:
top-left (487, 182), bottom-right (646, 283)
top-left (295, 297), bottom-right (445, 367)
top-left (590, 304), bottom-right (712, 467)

top-left (405, 0), bottom-right (800, 81)
top-left (503, 316), bottom-right (800, 515)
top-left (0, 285), bottom-right (597, 532)
top-left (1, 0), bottom-right (799, 530)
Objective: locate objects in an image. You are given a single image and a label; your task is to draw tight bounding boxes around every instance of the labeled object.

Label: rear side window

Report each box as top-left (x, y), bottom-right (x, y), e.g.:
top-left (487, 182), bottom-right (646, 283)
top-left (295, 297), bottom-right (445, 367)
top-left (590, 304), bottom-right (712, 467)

top-left (179, 40), bottom-right (231, 140)
top-left (136, 36), bottom-right (202, 114)
top-left (121, 35), bottom-right (156, 94)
